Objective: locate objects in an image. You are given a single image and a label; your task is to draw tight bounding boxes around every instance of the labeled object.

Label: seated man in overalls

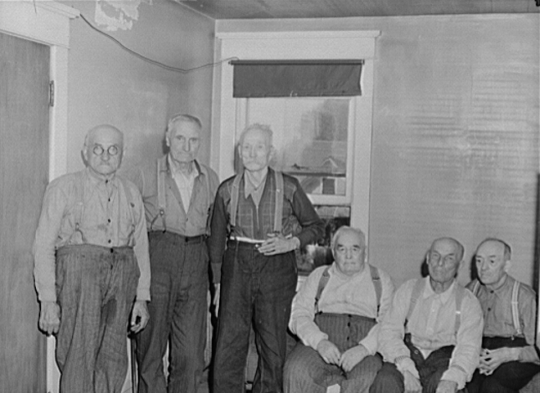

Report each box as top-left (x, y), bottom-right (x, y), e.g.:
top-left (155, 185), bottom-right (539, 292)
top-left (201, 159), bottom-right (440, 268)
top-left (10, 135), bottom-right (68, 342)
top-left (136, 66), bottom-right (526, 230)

top-left (284, 226), bottom-right (394, 393)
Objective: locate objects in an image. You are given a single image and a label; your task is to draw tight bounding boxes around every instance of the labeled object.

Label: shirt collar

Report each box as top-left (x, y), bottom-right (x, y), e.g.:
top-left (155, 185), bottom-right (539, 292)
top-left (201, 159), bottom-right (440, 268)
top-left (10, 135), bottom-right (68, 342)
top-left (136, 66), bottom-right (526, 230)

top-left (329, 262), bottom-right (369, 281)
top-left (423, 276), bottom-right (456, 304)
top-left (167, 155), bottom-right (199, 179)
top-left (244, 167), bottom-right (268, 199)
top-left (85, 167), bottom-right (118, 187)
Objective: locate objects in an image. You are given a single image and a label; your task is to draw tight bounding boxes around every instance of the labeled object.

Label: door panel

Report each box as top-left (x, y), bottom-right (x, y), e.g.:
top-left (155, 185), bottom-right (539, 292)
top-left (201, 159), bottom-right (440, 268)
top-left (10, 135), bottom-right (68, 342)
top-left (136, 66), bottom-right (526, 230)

top-left (0, 31), bottom-right (50, 392)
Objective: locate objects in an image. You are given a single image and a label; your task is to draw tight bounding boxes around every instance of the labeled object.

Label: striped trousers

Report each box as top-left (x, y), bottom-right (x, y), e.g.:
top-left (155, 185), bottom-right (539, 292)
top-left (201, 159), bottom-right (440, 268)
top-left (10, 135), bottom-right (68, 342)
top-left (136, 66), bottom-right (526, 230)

top-left (55, 244), bottom-right (140, 393)
top-left (284, 313), bottom-right (382, 393)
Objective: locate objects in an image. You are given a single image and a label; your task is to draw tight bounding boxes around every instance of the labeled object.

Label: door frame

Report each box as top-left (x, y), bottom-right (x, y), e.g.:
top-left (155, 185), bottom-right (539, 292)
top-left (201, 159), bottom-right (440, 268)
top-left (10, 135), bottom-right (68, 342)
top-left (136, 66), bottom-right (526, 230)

top-left (0, 2), bottom-right (78, 392)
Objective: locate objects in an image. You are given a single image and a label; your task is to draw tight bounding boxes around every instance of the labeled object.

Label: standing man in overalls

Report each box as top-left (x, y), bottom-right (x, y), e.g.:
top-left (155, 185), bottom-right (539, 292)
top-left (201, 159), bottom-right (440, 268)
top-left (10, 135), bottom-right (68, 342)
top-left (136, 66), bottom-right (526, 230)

top-left (33, 125), bottom-right (151, 393)
top-left (209, 123), bottom-right (324, 393)
top-left (129, 114), bottom-right (219, 393)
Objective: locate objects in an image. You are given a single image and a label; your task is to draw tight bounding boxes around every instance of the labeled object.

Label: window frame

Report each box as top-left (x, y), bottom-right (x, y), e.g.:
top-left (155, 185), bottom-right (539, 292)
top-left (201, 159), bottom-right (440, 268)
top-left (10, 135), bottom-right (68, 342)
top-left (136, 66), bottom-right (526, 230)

top-left (211, 30), bottom-right (379, 230)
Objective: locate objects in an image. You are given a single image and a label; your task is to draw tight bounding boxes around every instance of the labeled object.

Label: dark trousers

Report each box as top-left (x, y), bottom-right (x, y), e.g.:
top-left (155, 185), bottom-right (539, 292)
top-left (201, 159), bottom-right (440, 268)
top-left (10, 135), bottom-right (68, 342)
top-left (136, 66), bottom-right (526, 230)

top-left (212, 241), bottom-right (297, 393)
top-left (466, 337), bottom-right (540, 393)
top-left (284, 314), bottom-right (382, 393)
top-left (370, 335), bottom-right (465, 393)
top-left (135, 231), bottom-right (209, 393)
top-left (55, 244), bottom-right (140, 393)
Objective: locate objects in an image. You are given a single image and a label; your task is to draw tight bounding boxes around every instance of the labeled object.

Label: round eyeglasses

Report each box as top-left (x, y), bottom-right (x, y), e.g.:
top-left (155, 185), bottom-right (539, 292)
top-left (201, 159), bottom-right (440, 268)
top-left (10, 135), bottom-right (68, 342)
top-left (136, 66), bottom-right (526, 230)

top-left (92, 144), bottom-right (120, 157)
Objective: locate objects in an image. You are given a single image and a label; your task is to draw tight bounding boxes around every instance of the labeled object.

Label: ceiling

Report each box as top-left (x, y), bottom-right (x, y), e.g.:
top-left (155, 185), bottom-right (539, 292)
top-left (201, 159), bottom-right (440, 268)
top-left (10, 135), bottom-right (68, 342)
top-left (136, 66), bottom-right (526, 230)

top-left (177, 0), bottom-right (540, 20)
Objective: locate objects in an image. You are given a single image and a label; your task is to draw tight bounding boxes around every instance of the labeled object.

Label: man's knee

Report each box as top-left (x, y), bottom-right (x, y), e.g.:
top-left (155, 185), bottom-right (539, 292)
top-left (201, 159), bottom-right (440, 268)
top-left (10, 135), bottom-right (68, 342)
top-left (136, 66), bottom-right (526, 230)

top-left (370, 362), bottom-right (403, 393)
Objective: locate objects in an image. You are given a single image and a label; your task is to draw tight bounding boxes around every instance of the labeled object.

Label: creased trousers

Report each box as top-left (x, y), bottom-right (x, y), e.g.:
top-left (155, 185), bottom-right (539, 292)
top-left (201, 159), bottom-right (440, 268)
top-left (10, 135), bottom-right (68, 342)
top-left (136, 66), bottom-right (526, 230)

top-left (466, 336), bottom-right (540, 393)
top-left (370, 334), bottom-right (466, 393)
top-left (212, 241), bottom-right (297, 393)
top-left (55, 244), bottom-right (139, 393)
top-left (135, 231), bottom-right (209, 393)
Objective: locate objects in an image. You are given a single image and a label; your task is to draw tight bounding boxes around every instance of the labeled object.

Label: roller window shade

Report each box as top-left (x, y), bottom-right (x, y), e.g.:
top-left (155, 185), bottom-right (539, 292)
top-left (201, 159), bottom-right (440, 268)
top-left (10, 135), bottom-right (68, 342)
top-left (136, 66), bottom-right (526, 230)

top-left (232, 60), bottom-right (364, 98)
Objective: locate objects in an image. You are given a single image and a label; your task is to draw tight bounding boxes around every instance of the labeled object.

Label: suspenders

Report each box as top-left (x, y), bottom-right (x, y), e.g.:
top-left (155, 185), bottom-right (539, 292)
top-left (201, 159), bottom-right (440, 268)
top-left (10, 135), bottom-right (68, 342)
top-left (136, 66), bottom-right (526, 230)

top-left (152, 158), bottom-right (212, 233)
top-left (407, 278), bottom-right (465, 335)
top-left (471, 279), bottom-right (522, 336)
top-left (314, 265), bottom-right (383, 315)
top-left (71, 173), bottom-right (136, 246)
top-left (229, 170), bottom-right (284, 233)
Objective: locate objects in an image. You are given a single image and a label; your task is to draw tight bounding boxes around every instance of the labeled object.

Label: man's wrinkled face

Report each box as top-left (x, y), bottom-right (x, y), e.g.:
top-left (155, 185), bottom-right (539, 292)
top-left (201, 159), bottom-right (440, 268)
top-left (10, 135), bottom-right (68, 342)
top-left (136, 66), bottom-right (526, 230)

top-left (475, 241), bottom-right (508, 286)
top-left (83, 126), bottom-right (123, 177)
top-left (427, 239), bottom-right (461, 287)
top-left (167, 120), bottom-right (201, 165)
top-left (333, 230), bottom-right (366, 276)
top-left (239, 128), bottom-right (273, 173)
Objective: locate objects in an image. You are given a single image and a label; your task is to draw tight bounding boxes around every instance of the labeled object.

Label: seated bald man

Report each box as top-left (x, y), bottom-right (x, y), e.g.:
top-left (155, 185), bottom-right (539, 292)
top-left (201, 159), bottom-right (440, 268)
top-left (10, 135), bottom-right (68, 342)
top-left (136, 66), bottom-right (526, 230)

top-left (370, 237), bottom-right (483, 393)
top-left (284, 226), bottom-right (394, 393)
top-left (466, 238), bottom-right (540, 393)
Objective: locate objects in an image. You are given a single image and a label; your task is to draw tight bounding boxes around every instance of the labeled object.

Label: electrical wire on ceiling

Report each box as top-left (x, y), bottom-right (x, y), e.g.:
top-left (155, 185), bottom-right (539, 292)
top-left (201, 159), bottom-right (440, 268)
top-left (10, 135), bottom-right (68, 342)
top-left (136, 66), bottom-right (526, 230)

top-left (79, 13), bottom-right (237, 74)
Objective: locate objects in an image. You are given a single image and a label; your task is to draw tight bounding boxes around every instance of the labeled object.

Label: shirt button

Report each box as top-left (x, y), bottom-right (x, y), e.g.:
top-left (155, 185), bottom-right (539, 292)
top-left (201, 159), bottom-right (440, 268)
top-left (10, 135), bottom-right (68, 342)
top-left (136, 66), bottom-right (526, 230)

top-left (488, 308), bottom-right (491, 311)
top-left (108, 239), bottom-right (112, 244)
top-left (107, 219), bottom-right (111, 223)
top-left (108, 198), bottom-right (111, 202)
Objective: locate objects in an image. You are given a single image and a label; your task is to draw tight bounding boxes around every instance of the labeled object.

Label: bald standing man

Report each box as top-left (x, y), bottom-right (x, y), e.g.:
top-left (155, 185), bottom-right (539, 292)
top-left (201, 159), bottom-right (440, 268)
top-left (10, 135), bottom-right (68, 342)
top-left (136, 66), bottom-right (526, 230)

top-left (33, 125), bottom-right (151, 393)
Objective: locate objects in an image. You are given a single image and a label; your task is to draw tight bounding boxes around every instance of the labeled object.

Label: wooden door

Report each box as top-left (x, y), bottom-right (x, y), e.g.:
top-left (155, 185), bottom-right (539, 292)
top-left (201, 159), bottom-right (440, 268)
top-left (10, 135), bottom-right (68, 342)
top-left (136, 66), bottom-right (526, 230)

top-left (0, 31), bottom-right (50, 392)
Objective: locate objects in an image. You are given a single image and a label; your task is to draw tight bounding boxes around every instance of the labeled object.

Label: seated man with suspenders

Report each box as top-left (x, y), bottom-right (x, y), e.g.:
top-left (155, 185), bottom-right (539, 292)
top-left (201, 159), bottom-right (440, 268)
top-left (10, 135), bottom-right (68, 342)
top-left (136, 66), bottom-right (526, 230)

top-left (371, 237), bottom-right (483, 393)
top-left (284, 226), bottom-right (394, 393)
top-left (209, 123), bottom-right (325, 393)
top-left (466, 238), bottom-right (540, 393)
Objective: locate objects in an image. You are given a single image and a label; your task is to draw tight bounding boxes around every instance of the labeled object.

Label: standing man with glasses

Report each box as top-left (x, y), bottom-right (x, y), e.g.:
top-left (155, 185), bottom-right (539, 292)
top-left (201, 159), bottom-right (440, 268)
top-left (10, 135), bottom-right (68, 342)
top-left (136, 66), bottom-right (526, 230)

top-left (33, 125), bottom-right (151, 393)
top-left (128, 114), bottom-right (219, 393)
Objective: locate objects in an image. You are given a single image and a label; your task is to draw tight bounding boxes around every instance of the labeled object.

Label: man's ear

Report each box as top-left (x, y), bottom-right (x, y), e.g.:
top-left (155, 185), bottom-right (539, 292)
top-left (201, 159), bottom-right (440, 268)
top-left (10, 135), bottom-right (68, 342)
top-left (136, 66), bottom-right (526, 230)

top-left (504, 259), bottom-right (512, 273)
top-left (269, 146), bottom-right (277, 161)
top-left (81, 148), bottom-right (88, 166)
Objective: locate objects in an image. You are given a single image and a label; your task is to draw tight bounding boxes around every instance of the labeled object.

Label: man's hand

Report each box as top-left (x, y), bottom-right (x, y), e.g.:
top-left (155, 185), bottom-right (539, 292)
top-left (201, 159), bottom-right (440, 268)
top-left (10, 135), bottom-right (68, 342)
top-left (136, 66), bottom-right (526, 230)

top-left (340, 344), bottom-right (368, 372)
top-left (257, 234), bottom-right (298, 256)
top-left (316, 339), bottom-right (341, 365)
top-left (130, 300), bottom-right (149, 333)
top-left (39, 301), bottom-right (61, 335)
top-left (479, 347), bottom-right (519, 375)
top-left (435, 380), bottom-right (458, 393)
top-left (403, 370), bottom-right (422, 393)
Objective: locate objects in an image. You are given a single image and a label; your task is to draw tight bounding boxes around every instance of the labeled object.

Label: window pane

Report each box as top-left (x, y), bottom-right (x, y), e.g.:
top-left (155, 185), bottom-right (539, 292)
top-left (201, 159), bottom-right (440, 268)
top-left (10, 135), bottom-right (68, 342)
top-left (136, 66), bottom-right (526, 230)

top-left (241, 97), bottom-right (350, 196)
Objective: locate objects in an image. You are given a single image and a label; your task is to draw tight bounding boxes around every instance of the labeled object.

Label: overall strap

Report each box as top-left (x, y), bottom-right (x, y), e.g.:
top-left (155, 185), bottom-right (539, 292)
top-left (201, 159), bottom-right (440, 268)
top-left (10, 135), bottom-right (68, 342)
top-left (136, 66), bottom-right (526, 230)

top-left (511, 280), bottom-right (522, 336)
top-left (407, 278), bottom-right (425, 324)
top-left (273, 171), bottom-right (284, 233)
top-left (454, 284), bottom-right (465, 334)
top-left (229, 174), bottom-right (242, 227)
top-left (229, 171), bottom-right (284, 233)
top-left (471, 279), bottom-right (481, 296)
top-left (118, 177), bottom-right (136, 246)
top-left (156, 158), bottom-right (167, 231)
top-left (70, 173), bottom-right (88, 243)
top-left (369, 265), bottom-right (382, 314)
top-left (314, 266), bottom-right (331, 314)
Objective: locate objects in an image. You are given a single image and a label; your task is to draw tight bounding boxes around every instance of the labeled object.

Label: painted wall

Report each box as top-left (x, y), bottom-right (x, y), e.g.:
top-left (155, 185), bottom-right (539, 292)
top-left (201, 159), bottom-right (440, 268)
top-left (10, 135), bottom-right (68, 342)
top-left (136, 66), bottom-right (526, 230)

top-left (60, 0), bottom-right (216, 174)
top-left (216, 15), bottom-right (540, 288)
